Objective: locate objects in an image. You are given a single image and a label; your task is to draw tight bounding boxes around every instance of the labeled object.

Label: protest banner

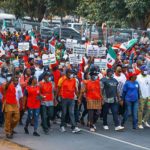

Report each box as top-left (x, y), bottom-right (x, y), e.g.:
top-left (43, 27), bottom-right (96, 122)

top-left (69, 54), bottom-right (82, 64)
top-left (87, 45), bottom-right (99, 57)
top-left (18, 42), bottom-right (29, 51)
top-left (94, 58), bottom-right (107, 70)
top-left (73, 44), bottom-right (86, 55)
top-left (66, 39), bottom-right (77, 49)
top-left (99, 46), bottom-right (107, 57)
top-left (42, 54), bottom-right (56, 66)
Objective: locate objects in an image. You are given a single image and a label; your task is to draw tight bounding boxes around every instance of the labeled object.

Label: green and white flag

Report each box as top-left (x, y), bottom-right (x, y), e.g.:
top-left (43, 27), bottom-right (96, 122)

top-left (106, 47), bottom-right (117, 68)
top-left (2, 20), bottom-right (6, 31)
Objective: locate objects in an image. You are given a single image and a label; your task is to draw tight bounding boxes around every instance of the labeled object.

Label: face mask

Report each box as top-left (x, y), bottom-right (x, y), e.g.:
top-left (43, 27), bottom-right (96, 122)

top-left (92, 75), bottom-right (98, 80)
top-left (143, 71), bottom-right (148, 75)
top-left (6, 77), bottom-right (12, 82)
top-left (129, 69), bottom-right (133, 72)
top-left (70, 74), bottom-right (74, 79)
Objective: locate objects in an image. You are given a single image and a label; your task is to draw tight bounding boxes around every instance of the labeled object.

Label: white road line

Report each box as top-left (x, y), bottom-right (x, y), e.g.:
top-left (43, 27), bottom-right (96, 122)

top-left (81, 128), bottom-right (150, 150)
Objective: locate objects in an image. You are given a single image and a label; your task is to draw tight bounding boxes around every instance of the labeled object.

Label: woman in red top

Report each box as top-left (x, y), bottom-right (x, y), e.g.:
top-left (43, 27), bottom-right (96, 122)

top-left (39, 72), bottom-right (55, 134)
top-left (2, 77), bottom-right (20, 139)
top-left (19, 68), bottom-right (31, 125)
top-left (24, 76), bottom-right (41, 136)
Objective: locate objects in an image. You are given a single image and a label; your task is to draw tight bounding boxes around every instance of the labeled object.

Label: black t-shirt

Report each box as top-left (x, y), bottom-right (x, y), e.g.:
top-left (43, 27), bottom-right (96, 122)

top-left (101, 77), bottom-right (118, 98)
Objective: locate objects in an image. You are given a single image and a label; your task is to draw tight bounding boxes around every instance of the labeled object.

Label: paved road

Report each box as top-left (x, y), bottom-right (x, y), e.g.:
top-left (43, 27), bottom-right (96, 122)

top-left (0, 116), bottom-right (150, 150)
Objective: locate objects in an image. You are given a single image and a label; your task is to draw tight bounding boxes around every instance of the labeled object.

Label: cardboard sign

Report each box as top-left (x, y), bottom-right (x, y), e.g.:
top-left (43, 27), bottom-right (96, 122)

top-left (69, 54), bottom-right (82, 64)
top-left (66, 39), bottom-right (77, 49)
top-left (94, 58), bottom-right (107, 70)
top-left (73, 44), bottom-right (86, 55)
top-left (12, 60), bottom-right (19, 67)
top-left (99, 47), bottom-right (107, 57)
top-left (87, 45), bottom-right (99, 57)
top-left (42, 54), bottom-right (56, 66)
top-left (18, 42), bottom-right (29, 51)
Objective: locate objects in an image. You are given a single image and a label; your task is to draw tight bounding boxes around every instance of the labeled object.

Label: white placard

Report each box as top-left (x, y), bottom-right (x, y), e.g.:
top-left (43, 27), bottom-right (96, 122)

top-left (73, 44), bottom-right (86, 55)
top-left (94, 58), bottom-right (107, 69)
top-left (69, 54), bottom-right (82, 64)
top-left (66, 39), bottom-right (77, 49)
top-left (87, 45), bottom-right (99, 57)
top-left (18, 42), bottom-right (29, 51)
top-left (99, 47), bottom-right (107, 57)
top-left (42, 54), bottom-right (56, 66)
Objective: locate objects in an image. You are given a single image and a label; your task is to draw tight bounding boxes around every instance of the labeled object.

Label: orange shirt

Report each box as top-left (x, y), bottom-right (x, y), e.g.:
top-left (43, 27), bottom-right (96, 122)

top-left (86, 79), bottom-right (102, 101)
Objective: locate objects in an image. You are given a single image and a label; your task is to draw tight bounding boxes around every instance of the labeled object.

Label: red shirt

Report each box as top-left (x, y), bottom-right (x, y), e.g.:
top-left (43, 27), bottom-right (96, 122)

top-left (26, 86), bottom-right (40, 109)
top-left (40, 81), bottom-right (53, 101)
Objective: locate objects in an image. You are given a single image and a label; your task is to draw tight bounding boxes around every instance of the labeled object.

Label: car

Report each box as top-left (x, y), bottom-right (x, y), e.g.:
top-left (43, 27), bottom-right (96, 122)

top-left (53, 27), bottom-right (81, 42)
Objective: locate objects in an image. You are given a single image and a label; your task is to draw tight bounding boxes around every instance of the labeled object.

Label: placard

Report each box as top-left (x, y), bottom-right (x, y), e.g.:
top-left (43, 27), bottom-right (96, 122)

top-left (69, 54), bottom-right (82, 64)
top-left (94, 58), bottom-right (107, 70)
top-left (18, 42), bottom-right (29, 51)
top-left (99, 47), bottom-right (107, 57)
top-left (87, 45), bottom-right (99, 57)
top-left (42, 54), bottom-right (56, 66)
top-left (66, 39), bottom-right (77, 49)
top-left (73, 44), bottom-right (86, 55)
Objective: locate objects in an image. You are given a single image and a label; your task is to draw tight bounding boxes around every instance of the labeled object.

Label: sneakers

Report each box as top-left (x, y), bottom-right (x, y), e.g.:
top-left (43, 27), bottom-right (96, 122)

top-left (143, 121), bottom-right (150, 128)
top-left (60, 126), bottom-right (66, 132)
top-left (6, 134), bottom-right (13, 139)
top-left (103, 125), bottom-right (109, 130)
top-left (72, 127), bottom-right (81, 133)
top-left (93, 124), bottom-right (96, 130)
top-left (115, 126), bottom-right (124, 131)
top-left (90, 128), bottom-right (96, 132)
top-left (33, 132), bottom-right (40, 136)
top-left (24, 127), bottom-right (29, 134)
top-left (138, 125), bottom-right (144, 129)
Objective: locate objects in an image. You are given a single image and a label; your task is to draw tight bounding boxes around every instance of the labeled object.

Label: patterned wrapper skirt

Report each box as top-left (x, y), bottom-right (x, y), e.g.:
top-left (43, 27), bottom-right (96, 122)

top-left (87, 100), bottom-right (102, 110)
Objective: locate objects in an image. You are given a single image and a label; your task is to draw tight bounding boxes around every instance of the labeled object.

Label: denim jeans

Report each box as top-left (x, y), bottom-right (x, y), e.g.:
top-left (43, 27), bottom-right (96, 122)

top-left (25, 108), bottom-right (40, 131)
top-left (61, 99), bottom-right (76, 129)
top-left (103, 102), bottom-right (119, 127)
top-left (122, 101), bottom-right (138, 128)
top-left (41, 105), bottom-right (54, 130)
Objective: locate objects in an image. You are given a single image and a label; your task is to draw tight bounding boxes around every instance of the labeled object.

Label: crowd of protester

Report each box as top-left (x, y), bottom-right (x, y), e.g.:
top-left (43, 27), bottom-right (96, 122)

top-left (0, 29), bottom-right (150, 139)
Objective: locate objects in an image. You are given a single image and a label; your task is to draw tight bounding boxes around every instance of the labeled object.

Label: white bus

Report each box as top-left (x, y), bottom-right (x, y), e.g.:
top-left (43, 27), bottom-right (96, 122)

top-left (0, 13), bottom-right (16, 28)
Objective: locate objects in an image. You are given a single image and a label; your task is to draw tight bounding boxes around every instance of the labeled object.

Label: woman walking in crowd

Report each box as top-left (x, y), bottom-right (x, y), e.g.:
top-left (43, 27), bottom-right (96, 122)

top-left (24, 76), bottom-right (41, 136)
top-left (81, 70), bottom-right (103, 132)
top-left (122, 73), bottom-right (140, 129)
top-left (39, 72), bottom-right (55, 134)
top-left (2, 77), bottom-right (20, 139)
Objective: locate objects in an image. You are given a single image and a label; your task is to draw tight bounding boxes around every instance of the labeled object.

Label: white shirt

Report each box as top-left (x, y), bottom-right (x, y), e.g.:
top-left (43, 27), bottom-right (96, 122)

top-left (137, 74), bottom-right (150, 99)
top-left (16, 84), bottom-right (23, 107)
top-left (114, 73), bottom-right (126, 96)
top-left (35, 67), bottom-right (44, 81)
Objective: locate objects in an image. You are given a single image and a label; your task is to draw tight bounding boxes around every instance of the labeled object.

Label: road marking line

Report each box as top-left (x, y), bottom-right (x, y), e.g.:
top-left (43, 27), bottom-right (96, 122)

top-left (81, 128), bottom-right (150, 150)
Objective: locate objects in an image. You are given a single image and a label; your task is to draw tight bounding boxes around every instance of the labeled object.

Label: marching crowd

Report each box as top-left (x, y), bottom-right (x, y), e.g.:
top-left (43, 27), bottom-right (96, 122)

top-left (0, 29), bottom-right (150, 139)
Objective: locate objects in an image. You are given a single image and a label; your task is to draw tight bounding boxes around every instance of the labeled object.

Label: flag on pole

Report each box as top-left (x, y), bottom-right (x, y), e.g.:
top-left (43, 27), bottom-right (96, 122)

top-left (120, 39), bottom-right (138, 52)
top-left (106, 47), bottom-right (117, 68)
top-left (0, 38), bottom-right (5, 57)
top-left (29, 31), bottom-right (38, 50)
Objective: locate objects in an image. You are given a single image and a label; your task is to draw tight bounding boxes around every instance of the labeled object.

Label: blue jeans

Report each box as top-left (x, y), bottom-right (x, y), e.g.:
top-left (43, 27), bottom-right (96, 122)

top-left (25, 108), bottom-right (40, 131)
top-left (61, 99), bottom-right (76, 129)
top-left (122, 101), bottom-right (138, 128)
top-left (103, 102), bottom-right (119, 127)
